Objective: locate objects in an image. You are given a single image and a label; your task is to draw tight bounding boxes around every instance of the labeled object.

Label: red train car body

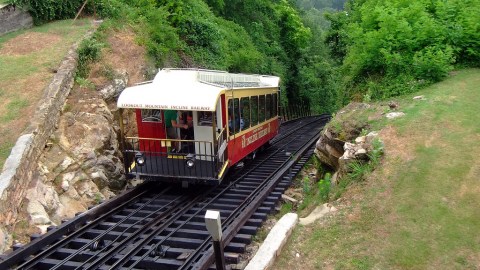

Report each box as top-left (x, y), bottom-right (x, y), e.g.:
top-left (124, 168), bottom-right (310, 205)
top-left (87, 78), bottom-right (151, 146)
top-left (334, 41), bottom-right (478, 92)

top-left (117, 69), bottom-right (280, 185)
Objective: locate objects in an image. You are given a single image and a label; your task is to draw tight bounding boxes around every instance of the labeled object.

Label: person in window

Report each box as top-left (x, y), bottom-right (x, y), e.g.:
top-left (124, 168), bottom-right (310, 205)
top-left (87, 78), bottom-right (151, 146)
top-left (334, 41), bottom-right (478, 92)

top-left (242, 103), bottom-right (250, 130)
top-left (179, 111), bottom-right (195, 152)
top-left (164, 110), bottom-right (188, 152)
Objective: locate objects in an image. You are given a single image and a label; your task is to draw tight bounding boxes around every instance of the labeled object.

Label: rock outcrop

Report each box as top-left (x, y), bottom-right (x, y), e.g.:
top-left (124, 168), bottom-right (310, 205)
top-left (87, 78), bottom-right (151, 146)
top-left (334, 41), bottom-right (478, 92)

top-left (315, 102), bottom-right (383, 181)
top-left (26, 96), bottom-right (125, 229)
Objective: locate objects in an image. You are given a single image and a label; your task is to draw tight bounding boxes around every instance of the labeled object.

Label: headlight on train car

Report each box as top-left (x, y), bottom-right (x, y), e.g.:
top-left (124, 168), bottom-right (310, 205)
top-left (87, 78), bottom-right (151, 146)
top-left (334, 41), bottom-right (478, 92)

top-left (135, 152), bottom-right (145, 166)
top-left (186, 153), bottom-right (195, 168)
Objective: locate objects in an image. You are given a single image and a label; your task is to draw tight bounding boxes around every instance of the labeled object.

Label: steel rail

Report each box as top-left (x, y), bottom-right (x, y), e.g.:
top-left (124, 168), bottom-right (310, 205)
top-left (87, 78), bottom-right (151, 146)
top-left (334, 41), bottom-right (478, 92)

top-left (0, 115), bottom-right (329, 270)
top-left (1, 182), bottom-right (165, 269)
top-left (120, 117), bottom-right (326, 269)
top-left (43, 187), bottom-right (175, 270)
top-left (81, 192), bottom-right (200, 269)
top-left (182, 118), bottom-right (325, 269)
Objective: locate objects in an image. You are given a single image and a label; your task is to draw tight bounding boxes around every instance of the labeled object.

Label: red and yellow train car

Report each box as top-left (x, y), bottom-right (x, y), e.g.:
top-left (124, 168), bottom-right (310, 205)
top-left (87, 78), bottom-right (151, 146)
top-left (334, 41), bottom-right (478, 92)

top-left (117, 68), bottom-right (280, 185)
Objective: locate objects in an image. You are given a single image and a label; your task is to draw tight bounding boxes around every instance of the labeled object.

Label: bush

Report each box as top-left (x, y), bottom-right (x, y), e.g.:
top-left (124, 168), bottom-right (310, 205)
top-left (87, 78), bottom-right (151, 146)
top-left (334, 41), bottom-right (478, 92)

top-left (328, 0), bottom-right (480, 101)
top-left (318, 173), bottom-right (331, 202)
top-left (76, 37), bottom-right (103, 78)
top-left (412, 46), bottom-right (455, 82)
top-left (93, 0), bottom-right (129, 19)
top-left (9, 0), bottom-right (128, 24)
top-left (9, 0), bottom-right (86, 24)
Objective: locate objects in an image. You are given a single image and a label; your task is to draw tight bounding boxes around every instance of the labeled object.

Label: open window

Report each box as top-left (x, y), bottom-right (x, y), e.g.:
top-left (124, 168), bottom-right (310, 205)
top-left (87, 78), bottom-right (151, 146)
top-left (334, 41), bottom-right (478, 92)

top-left (251, 96), bottom-right (258, 126)
top-left (228, 98), bottom-right (241, 135)
top-left (259, 95), bottom-right (265, 122)
top-left (241, 97), bottom-right (250, 130)
top-left (198, 111), bottom-right (213, 126)
top-left (141, 109), bottom-right (162, 123)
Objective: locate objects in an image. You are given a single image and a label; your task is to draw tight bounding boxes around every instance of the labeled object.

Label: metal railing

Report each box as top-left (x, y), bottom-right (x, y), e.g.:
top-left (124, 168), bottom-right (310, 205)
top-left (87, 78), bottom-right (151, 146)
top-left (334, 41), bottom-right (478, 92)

top-left (123, 137), bottom-right (219, 181)
top-left (280, 102), bottom-right (312, 121)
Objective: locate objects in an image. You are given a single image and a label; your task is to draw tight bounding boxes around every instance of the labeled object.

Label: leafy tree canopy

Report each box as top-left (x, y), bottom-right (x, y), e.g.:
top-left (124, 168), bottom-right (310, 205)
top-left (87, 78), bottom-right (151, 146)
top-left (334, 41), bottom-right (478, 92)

top-left (327, 0), bottom-right (480, 100)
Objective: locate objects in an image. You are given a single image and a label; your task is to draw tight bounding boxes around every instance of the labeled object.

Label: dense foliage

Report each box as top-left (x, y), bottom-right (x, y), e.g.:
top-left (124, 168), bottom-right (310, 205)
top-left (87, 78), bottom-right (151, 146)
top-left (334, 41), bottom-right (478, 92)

top-left (326, 0), bottom-right (480, 100)
top-left (11, 0), bottom-right (339, 112)
top-left (15, 0), bottom-right (474, 111)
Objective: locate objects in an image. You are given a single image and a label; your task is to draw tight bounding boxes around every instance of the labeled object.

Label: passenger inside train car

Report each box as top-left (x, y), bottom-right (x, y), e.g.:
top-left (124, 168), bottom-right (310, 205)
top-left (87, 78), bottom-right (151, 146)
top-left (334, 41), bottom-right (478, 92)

top-left (180, 111), bottom-right (194, 153)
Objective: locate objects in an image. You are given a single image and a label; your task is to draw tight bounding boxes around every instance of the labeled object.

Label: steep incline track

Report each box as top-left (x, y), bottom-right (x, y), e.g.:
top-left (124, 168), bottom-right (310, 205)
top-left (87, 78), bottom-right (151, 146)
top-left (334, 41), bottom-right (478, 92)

top-left (0, 115), bottom-right (330, 270)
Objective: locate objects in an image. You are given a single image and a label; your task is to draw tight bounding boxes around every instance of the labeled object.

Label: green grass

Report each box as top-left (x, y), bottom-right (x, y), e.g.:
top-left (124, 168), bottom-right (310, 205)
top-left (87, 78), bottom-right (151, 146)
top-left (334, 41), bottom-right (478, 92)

top-left (0, 19), bottom-right (92, 169)
top-left (1, 97), bottom-right (29, 123)
top-left (275, 69), bottom-right (480, 270)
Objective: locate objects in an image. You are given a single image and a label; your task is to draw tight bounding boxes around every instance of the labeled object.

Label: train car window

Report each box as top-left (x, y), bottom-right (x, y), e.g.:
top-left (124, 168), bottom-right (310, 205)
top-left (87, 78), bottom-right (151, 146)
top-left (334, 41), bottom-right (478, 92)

top-left (198, 111), bottom-right (213, 126)
top-left (273, 93), bottom-right (278, 116)
top-left (251, 96), bottom-right (258, 126)
top-left (241, 97), bottom-right (250, 130)
top-left (228, 99), bottom-right (241, 134)
top-left (259, 95), bottom-right (266, 122)
top-left (141, 109), bottom-right (162, 123)
top-left (266, 94), bottom-right (272, 119)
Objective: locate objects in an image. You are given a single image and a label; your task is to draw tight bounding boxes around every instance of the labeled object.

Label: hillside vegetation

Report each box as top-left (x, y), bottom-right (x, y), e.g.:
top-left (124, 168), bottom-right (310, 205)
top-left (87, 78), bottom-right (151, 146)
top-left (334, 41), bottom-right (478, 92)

top-left (276, 69), bottom-right (480, 269)
top-left (11, 0), bottom-right (480, 109)
top-left (326, 0), bottom-right (480, 101)
top-left (9, 0), bottom-right (340, 113)
top-left (0, 19), bottom-right (93, 168)
top-left (8, 0), bottom-right (479, 110)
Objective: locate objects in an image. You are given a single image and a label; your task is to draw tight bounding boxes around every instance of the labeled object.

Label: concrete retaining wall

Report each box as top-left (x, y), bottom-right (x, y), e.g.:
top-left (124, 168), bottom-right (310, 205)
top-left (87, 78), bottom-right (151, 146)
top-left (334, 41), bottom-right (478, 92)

top-left (0, 29), bottom-right (94, 229)
top-left (0, 4), bottom-right (33, 36)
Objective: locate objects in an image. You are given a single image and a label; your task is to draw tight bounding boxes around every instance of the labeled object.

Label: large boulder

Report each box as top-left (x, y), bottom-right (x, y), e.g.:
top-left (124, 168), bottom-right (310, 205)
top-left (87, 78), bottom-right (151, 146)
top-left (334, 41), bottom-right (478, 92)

top-left (27, 96), bottom-right (125, 228)
top-left (99, 69), bottom-right (128, 101)
top-left (315, 103), bottom-right (383, 179)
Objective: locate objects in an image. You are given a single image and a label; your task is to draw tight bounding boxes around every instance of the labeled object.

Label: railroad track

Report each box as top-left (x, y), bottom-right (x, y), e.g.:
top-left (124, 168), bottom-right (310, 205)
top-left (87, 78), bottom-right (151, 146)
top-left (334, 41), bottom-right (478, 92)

top-left (0, 115), bottom-right (330, 270)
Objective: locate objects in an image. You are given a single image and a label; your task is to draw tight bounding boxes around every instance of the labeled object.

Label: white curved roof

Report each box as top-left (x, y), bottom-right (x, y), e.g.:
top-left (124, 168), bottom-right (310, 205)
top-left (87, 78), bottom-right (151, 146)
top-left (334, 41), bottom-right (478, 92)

top-left (117, 69), bottom-right (280, 111)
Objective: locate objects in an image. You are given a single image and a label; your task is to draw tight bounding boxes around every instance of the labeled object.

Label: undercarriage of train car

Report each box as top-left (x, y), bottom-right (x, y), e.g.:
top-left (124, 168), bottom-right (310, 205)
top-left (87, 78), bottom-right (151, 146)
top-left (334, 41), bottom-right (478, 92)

top-left (118, 108), bottom-right (229, 185)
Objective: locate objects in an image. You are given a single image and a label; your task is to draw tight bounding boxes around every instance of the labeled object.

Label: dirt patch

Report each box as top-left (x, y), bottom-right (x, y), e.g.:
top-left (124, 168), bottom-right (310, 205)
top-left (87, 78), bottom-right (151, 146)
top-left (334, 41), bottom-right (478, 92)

top-left (0, 72), bottom-right (51, 139)
top-left (0, 32), bottom-right (62, 56)
top-left (88, 29), bottom-right (148, 88)
top-left (379, 126), bottom-right (415, 162)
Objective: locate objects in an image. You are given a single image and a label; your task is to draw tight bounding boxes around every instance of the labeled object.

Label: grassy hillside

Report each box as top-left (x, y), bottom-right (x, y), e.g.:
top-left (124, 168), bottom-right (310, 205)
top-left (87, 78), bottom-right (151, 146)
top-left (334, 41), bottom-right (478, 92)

top-left (0, 19), bottom-right (92, 168)
top-left (275, 68), bottom-right (480, 269)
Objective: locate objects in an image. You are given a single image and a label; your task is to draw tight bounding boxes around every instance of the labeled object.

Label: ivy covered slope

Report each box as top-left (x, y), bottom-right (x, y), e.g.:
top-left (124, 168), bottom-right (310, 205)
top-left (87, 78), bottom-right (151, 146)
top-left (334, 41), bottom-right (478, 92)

top-left (10, 0), bottom-right (340, 113)
top-left (326, 0), bottom-right (480, 101)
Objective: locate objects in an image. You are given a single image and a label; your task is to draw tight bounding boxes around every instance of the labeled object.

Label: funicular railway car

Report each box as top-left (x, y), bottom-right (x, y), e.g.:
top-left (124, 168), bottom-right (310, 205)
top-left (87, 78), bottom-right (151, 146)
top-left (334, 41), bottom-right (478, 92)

top-left (117, 68), bottom-right (280, 185)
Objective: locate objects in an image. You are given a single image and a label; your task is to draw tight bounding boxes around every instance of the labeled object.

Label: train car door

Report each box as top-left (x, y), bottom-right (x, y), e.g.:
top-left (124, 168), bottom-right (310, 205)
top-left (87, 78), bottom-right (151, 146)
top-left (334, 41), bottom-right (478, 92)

top-left (216, 94), bottom-right (228, 165)
top-left (136, 109), bottom-right (166, 153)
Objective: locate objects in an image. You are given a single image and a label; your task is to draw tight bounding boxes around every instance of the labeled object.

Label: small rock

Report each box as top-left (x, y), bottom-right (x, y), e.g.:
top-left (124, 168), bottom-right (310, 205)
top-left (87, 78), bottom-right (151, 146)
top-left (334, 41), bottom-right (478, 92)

top-left (59, 157), bottom-right (75, 171)
top-left (366, 131), bottom-right (378, 138)
top-left (30, 213), bottom-right (51, 225)
top-left (36, 225), bottom-right (51, 234)
top-left (355, 136), bottom-right (366, 143)
top-left (299, 204), bottom-right (335, 225)
top-left (62, 172), bottom-right (75, 183)
top-left (296, 253), bottom-right (300, 258)
top-left (282, 194), bottom-right (298, 204)
top-left (386, 112), bottom-right (405, 119)
top-left (388, 101), bottom-right (399, 109)
top-left (61, 180), bottom-right (70, 191)
top-left (355, 148), bottom-right (368, 159)
top-left (343, 142), bottom-right (355, 151)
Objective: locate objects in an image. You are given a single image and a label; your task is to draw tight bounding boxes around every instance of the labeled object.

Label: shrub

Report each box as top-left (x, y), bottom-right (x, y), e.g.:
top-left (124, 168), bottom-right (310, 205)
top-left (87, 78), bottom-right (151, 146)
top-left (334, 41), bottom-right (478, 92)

top-left (93, 0), bottom-right (129, 19)
top-left (318, 173), bottom-right (331, 202)
top-left (76, 37), bottom-right (103, 78)
top-left (9, 0), bottom-right (128, 24)
top-left (412, 46), bottom-right (455, 82)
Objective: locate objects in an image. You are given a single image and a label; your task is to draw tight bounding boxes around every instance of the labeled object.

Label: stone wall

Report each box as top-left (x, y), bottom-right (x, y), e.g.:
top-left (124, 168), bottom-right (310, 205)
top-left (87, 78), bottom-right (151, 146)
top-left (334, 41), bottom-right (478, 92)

top-left (0, 30), bottom-right (94, 233)
top-left (0, 4), bottom-right (33, 36)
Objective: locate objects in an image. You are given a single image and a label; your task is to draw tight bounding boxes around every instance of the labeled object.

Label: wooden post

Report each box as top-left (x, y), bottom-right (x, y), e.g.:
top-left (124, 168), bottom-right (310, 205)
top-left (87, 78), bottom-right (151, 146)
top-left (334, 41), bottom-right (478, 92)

top-left (73, 0), bottom-right (89, 22)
